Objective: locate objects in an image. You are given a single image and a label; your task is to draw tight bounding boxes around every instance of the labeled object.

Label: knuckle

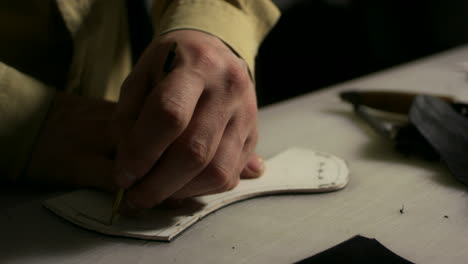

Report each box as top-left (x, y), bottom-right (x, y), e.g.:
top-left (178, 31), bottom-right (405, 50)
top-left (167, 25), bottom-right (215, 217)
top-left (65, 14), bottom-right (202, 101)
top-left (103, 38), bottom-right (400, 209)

top-left (251, 128), bottom-right (259, 142)
top-left (244, 100), bottom-right (258, 117)
top-left (243, 130), bottom-right (259, 153)
top-left (231, 133), bottom-right (245, 149)
top-left (184, 139), bottom-right (211, 168)
top-left (227, 177), bottom-right (240, 191)
top-left (189, 43), bottom-right (221, 69)
top-left (238, 100), bottom-right (258, 126)
top-left (243, 138), bottom-right (256, 154)
top-left (209, 164), bottom-right (232, 191)
top-left (250, 131), bottom-right (259, 146)
top-left (225, 62), bottom-right (250, 93)
top-left (157, 97), bottom-right (189, 132)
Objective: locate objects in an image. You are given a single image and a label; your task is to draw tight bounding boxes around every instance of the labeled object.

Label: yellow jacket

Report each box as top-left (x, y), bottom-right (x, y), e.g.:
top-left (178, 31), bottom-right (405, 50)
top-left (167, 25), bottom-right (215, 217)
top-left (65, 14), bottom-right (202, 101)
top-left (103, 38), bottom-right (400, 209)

top-left (0, 0), bottom-right (280, 181)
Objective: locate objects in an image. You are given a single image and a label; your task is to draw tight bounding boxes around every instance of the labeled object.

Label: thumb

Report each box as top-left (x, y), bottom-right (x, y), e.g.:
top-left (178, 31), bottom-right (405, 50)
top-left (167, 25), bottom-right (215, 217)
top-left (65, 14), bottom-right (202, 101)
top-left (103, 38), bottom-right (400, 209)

top-left (240, 153), bottom-right (265, 179)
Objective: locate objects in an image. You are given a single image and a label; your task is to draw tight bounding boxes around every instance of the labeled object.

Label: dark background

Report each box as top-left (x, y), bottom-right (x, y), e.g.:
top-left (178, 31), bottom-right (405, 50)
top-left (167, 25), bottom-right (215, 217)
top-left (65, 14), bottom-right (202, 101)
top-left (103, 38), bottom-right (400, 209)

top-left (255, 0), bottom-right (468, 106)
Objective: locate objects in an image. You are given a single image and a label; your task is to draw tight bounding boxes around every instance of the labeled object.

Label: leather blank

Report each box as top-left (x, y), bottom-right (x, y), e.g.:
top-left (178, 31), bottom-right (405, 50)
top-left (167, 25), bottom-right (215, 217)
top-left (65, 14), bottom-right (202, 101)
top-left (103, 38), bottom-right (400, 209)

top-left (43, 148), bottom-right (349, 241)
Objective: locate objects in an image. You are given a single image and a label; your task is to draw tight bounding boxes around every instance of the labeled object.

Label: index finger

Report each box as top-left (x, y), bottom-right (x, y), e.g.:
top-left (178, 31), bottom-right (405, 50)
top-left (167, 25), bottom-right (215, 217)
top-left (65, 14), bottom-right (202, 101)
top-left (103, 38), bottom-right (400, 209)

top-left (110, 43), bottom-right (175, 146)
top-left (113, 68), bottom-right (204, 188)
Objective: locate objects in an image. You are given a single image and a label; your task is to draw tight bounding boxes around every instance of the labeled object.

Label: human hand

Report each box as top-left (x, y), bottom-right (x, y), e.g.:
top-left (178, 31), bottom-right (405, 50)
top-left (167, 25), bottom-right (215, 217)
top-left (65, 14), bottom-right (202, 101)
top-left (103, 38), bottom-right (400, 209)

top-left (111, 30), bottom-right (264, 212)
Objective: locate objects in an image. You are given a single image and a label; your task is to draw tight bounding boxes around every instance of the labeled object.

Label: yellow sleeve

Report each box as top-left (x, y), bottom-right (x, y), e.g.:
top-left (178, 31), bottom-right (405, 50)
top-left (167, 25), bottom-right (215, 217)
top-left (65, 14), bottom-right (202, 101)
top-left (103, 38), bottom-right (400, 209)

top-left (0, 62), bottom-right (55, 182)
top-left (152, 0), bottom-right (280, 73)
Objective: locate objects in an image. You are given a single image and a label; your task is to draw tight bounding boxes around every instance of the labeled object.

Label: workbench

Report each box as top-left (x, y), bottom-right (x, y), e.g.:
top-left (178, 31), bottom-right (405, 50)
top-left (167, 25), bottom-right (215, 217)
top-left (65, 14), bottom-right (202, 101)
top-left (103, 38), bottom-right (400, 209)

top-left (2, 45), bottom-right (468, 264)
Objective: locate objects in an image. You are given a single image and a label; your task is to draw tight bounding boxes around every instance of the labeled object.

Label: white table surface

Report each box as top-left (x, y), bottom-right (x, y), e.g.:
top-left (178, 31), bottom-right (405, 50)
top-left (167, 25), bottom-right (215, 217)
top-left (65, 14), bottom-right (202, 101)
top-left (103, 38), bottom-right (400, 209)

top-left (2, 45), bottom-right (468, 264)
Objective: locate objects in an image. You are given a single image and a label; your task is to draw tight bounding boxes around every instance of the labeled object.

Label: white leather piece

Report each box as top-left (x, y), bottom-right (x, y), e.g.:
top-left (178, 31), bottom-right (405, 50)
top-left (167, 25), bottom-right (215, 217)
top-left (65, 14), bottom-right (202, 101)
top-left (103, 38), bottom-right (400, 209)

top-left (43, 148), bottom-right (349, 241)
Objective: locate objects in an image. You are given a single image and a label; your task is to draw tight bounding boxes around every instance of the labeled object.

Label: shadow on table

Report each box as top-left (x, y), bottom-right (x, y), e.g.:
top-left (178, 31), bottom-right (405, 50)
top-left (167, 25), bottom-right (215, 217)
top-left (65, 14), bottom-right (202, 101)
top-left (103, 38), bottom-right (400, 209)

top-left (325, 108), bottom-right (423, 159)
top-left (0, 190), bottom-right (152, 263)
top-left (425, 166), bottom-right (468, 192)
top-left (0, 184), bottom-right (62, 211)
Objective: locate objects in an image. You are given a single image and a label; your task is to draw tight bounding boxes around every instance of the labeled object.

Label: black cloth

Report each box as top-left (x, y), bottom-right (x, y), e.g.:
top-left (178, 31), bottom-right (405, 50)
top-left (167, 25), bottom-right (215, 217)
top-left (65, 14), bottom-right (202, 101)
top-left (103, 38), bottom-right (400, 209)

top-left (295, 235), bottom-right (414, 264)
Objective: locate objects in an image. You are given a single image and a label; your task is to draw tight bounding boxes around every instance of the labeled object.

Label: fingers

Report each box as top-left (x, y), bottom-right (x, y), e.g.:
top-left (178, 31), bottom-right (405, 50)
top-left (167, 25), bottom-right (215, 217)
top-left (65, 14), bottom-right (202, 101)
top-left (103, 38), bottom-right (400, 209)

top-left (121, 69), bottom-right (258, 208)
top-left (110, 31), bottom-right (262, 212)
top-left (171, 112), bottom-right (261, 199)
top-left (121, 88), bottom-right (233, 210)
top-left (114, 69), bottom-right (204, 188)
top-left (240, 152), bottom-right (265, 179)
top-left (110, 43), bottom-right (177, 149)
top-left (169, 120), bottom-right (246, 199)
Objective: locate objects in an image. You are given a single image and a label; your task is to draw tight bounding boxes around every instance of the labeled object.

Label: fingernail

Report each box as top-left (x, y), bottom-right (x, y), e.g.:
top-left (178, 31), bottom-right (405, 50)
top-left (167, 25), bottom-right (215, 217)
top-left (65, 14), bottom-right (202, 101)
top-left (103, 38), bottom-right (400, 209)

top-left (115, 168), bottom-right (135, 187)
top-left (248, 156), bottom-right (265, 175)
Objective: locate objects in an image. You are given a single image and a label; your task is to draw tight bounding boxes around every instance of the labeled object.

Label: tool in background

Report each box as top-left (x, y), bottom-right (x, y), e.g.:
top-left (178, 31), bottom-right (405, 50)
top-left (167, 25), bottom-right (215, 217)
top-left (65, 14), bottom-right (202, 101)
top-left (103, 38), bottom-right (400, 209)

top-left (352, 104), bottom-right (438, 159)
top-left (340, 90), bottom-right (468, 187)
top-left (410, 95), bottom-right (468, 187)
top-left (340, 90), bottom-right (442, 159)
top-left (340, 90), bottom-right (468, 117)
